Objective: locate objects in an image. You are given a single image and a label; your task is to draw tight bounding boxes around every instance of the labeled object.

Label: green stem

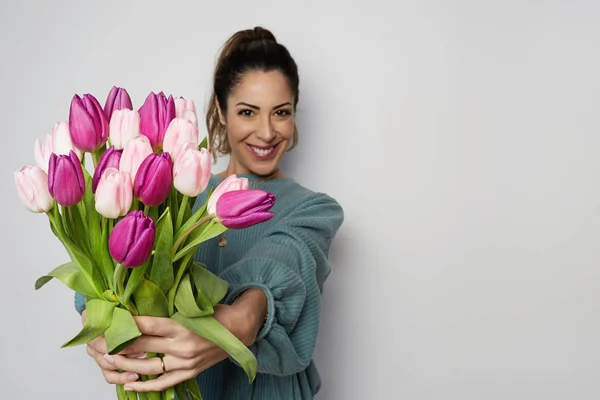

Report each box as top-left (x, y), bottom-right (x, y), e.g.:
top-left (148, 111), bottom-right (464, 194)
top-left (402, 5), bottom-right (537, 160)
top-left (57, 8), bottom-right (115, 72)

top-left (91, 150), bottom-right (101, 169)
top-left (114, 263), bottom-right (126, 303)
top-left (175, 195), bottom-right (189, 233)
top-left (167, 252), bottom-right (194, 316)
top-left (144, 205), bottom-right (151, 216)
top-left (132, 197), bottom-right (139, 211)
top-left (171, 216), bottom-right (215, 256)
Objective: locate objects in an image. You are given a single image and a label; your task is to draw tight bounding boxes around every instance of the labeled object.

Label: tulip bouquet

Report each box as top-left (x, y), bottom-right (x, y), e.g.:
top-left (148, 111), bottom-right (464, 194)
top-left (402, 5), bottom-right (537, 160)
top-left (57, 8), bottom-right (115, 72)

top-left (14, 86), bottom-right (276, 400)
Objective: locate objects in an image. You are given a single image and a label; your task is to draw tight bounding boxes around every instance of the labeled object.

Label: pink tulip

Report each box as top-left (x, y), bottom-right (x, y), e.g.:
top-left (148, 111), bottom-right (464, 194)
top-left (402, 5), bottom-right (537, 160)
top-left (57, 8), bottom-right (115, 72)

top-left (174, 97), bottom-right (198, 127)
top-left (173, 144), bottom-right (211, 196)
top-left (119, 135), bottom-right (153, 183)
top-left (216, 190), bottom-right (275, 229)
top-left (162, 118), bottom-right (199, 159)
top-left (138, 91), bottom-right (176, 150)
top-left (95, 168), bottom-right (133, 219)
top-left (48, 150), bottom-right (86, 207)
top-left (34, 122), bottom-right (82, 173)
top-left (69, 93), bottom-right (109, 152)
top-left (134, 152), bottom-right (173, 207)
top-left (14, 165), bottom-right (54, 213)
top-left (207, 174), bottom-right (249, 215)
top-left (109, 109), bottom-right (140, 150)
top-left (92, 146), bottom-right (123, 193)
top-left (104, 86), bottom-right (133, 122)
top-left (109, 210), bottom-right (155, 268)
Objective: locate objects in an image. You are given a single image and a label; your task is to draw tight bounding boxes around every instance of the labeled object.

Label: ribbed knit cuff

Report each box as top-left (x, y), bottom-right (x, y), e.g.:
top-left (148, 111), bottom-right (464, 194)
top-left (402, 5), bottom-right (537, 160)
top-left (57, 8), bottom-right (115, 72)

top-left (225, 283), bottom-right (276, 341)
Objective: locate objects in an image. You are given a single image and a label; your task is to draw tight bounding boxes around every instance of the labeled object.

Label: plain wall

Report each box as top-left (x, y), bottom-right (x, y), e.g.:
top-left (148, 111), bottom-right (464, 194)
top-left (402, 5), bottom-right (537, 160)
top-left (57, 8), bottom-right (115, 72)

top-left (2, 0), bottom-right (600, 399)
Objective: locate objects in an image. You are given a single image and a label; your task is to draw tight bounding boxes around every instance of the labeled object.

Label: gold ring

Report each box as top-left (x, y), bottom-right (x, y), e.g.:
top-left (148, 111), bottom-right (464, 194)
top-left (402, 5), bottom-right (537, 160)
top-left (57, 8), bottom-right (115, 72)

top-left (160, 356), bottom-right (167, 374)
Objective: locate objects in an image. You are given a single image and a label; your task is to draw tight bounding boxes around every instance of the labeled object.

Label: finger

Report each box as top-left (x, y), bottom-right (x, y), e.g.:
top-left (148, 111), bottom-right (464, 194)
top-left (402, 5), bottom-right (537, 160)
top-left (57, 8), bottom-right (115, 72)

top-left (133, 316), bottom-right (183, 338)
top-left (86, 344), bottom-right (118, 371)
top-left (126, 336), bottom-right (172, 355)
top-left (103, 354), bottom-right (174, 376)
top-left (124, 369), bottom-right (193, 393)
top-left (81, 310), bottom-right (86, 325)
top-left (87, 335), bottom-right (108, 354)
top-left (101, 369), bottom-right (141, 385)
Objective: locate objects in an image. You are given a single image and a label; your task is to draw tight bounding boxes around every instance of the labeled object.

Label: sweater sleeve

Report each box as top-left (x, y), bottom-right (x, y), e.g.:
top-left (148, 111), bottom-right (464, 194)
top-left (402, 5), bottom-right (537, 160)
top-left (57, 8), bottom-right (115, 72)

top-left (219, 192), bottom-right (344, 376)
top-left (74, 291), bottom-right (86, 315)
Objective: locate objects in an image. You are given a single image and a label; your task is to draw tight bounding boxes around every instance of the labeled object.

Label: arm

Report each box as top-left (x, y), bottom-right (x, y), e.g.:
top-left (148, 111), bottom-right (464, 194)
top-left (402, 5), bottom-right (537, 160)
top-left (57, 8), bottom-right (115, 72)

top-left (220, 192), bottom-right (344, 376)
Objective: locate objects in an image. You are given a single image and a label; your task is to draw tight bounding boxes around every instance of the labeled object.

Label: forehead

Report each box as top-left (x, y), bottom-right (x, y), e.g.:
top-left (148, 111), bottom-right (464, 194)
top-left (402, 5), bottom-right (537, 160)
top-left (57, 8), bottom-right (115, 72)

top-left (229, 70), bottom-right (293, 104)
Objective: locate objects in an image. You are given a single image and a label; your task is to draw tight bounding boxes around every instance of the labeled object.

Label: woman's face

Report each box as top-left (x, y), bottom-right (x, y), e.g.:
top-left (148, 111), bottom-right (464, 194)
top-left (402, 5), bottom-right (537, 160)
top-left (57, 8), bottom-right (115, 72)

top-left (219, 70), bottom-right (295, 177)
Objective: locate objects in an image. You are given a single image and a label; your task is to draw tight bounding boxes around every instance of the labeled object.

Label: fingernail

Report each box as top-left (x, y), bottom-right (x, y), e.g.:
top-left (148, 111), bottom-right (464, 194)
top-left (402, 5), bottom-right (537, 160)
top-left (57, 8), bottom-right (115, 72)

top-left (124, 386), bottom-right (134, 392)
top-left (131, 352), bottom-right (146, 359)
top-left (103, 354), bottom-right (115, 365)
top-left (127, 373), bottom-right (139, 381)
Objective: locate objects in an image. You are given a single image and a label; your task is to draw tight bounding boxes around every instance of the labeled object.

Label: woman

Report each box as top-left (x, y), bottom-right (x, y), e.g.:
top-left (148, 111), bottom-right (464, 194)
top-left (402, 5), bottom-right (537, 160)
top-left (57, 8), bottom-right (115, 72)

top-left (77, 26), bottom-right (344, 399)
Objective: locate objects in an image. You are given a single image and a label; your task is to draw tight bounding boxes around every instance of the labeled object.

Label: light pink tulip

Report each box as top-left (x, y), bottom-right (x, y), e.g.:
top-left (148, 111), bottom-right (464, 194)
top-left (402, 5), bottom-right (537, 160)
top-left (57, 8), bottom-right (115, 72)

top-left (109, 109), bottom-right (140, 149)
top-left (95, 168), bottom-right (133, 219)
top-left (173, 144), bottom-right (211, 197)
top-left (162, 118), bottom-right (199, 159)
top-left (174, 97), bottom-right (198, 127)
top-left (207, 174), bottom-right (249, 215)
top-left (120, 135), bottom-right (153, 183)
top-left (14, 165), bottom-right (54, 213)
top-left (34, 122), bottom-right (82, 173)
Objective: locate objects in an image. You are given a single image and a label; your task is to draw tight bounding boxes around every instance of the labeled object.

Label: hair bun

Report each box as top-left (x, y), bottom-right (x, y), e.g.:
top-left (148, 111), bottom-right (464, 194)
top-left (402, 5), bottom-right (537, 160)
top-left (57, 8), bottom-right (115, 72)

top-left (250, 26), bottom-right (277, 44)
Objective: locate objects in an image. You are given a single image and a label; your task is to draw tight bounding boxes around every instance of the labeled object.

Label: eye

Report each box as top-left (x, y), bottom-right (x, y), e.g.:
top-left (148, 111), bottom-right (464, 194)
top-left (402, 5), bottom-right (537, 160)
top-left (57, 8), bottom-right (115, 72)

top-left (238, 109), bottom-right (254, 117)
top-left (274, 109), bottom-right (292, 118)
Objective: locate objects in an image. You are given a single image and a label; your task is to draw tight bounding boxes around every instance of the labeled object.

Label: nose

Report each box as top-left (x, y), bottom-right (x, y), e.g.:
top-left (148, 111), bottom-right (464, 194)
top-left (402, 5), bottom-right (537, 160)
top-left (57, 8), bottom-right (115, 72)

top-left (256, 115), bottom-right (276, 142)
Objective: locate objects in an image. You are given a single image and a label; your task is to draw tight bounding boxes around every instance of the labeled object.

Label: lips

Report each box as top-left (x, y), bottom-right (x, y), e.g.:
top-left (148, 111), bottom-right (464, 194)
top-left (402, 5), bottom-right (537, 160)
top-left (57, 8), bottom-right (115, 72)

top-left (247, 142), bottom-right (281, 158)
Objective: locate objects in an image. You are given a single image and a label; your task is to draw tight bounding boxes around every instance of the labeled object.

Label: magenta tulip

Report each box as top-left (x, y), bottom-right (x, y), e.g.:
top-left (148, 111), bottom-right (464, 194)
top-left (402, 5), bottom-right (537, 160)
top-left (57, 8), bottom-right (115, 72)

top-left (207, 174), bottom-right (250, 215)
top-left (48, 150), bottom-right (85, 206)
top-left (215, 190), bottom-right (276, 229)
top-left (138, 91), bottom-right (176, 150)
top-left (134, 152), bottom-right (173, 207)
top-left (69, 93), bottom-right (109, 152)
top-left (14, 165), bottom-right (54, 213)
top-left (92, 146), bottom-right (123, 193)
top-left (109, 210), bottom-right (155, 268)
top-left (104, 86), bottom-right (133, 121)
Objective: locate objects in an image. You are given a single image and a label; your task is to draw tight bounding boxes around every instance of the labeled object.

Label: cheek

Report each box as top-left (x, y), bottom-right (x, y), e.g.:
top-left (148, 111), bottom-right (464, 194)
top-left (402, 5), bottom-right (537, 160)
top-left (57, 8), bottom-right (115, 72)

top-left (226, 118), bottom-right (255, 143)
top-left (275, 119), bottom-right (295, 140)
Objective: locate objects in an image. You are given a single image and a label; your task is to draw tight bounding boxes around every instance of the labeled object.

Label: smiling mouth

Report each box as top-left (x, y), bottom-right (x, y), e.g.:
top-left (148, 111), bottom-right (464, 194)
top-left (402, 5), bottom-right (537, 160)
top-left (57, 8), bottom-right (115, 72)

top-left (247, 142), bottom-right (281, 158)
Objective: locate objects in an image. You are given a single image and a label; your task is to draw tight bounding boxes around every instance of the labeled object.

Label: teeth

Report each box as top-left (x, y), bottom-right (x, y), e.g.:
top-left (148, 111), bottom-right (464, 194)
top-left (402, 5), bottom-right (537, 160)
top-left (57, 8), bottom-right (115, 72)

top-left (250, 145), bottom-right (272, 156)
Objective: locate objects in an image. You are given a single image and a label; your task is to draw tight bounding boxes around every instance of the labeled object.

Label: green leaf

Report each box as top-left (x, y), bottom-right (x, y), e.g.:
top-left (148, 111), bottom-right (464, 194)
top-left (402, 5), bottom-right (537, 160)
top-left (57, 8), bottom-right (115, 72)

top-left (173, 221), bottom-right (227, 263)
top-left (174, 192), bottom-right (210, 240)
top-left (149, 207), bottom-right (174, 293)
top-left (186, 378), bottom-right (204, 400)
top-left (35, 261), bottom-right (97, 298)
top-left (172, 313), bottom-right (257, 382)
top-left (174, 384), bottom-right (186, 400)
top-left (132, 279), bottom-right (169, 317)
top-left (62, 299), bottom-right (116, 347)
top-left (198, 136), bottom-right (208, 149)
top-left (165, 387), bottom-right (175, 400)
top-left (190, 262), bottom-right (228, 306)
top-left (105, 307), bottom-right (142, 355)
top-left (123, 257), bottom-right (150, 304)
top-left (174, 274), bottom-right (213, 318)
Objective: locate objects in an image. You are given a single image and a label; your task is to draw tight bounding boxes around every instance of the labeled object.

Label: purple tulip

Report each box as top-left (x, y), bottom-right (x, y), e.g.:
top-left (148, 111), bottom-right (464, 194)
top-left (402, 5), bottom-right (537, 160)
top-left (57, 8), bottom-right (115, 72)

top-left (104, 86), bottom-right (133, 122)
top-left (216, 190), bottom-right (276, 229)
top-left (133, 152), bottom-right (173, 207)
top-left (138, 91), bottom-right (176, 150)
top-left (69, 93), bottom-right (109, 152)
top-left (108, 210), bottom-right (155, 268)
top-left (92, 146), bottom-right (123, 193)
top-left (48, 150), bottom-right (86, 206)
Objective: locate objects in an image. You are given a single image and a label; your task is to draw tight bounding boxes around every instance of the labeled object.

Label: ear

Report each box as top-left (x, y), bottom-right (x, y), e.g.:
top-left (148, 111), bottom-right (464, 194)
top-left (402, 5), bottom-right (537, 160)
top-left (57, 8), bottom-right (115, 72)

top-left (215, 98), bottom-right (226, 125)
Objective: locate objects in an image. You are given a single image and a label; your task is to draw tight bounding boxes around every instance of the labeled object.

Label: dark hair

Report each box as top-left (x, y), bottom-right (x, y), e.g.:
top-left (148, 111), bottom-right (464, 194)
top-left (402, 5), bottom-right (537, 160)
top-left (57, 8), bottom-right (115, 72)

top-left (206, 26), bottom-right (300, 160)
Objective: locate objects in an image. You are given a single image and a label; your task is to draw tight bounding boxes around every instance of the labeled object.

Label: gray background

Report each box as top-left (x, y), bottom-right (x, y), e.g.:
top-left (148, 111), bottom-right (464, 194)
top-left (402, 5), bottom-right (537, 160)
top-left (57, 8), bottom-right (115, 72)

top-left (2, 0), bottom-right (600, 399)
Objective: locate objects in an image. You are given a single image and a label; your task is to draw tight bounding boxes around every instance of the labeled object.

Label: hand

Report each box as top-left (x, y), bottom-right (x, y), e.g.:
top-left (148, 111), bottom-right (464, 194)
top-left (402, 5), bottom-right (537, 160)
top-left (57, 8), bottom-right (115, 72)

top-left (82, 310), bottom-right (144, 386)
top-left (103, 289), bottom-right (267, 393)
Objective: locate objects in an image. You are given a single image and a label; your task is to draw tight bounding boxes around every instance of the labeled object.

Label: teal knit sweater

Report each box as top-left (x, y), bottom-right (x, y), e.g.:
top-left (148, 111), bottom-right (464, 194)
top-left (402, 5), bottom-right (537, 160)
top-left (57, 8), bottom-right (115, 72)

top-left (75, 174), bottom-right (344, 399)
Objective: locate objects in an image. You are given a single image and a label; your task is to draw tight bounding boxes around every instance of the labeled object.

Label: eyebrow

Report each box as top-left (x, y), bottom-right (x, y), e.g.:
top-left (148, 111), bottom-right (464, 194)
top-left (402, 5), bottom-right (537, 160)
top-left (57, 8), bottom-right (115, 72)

top-left (236, 101), bottom-right (291, 110)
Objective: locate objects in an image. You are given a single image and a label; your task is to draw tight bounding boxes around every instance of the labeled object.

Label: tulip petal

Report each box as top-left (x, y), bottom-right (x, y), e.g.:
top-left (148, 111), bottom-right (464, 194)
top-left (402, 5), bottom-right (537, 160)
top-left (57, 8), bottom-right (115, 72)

top-left (221, 212), bottom-right (274, 229)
